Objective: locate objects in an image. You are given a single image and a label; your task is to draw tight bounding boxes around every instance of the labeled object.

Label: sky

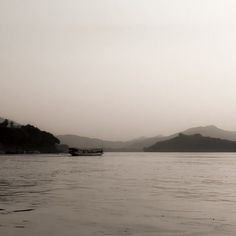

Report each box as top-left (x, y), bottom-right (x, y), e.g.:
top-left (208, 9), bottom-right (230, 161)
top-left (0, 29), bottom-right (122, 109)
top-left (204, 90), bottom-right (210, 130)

top-left (1, 0), bottom-right (236, 140)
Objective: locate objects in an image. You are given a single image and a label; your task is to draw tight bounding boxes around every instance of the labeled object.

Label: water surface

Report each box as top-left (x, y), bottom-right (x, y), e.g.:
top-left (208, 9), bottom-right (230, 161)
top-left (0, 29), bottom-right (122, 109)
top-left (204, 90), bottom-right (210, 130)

top-left (1, 152), bottom-right (236, 236)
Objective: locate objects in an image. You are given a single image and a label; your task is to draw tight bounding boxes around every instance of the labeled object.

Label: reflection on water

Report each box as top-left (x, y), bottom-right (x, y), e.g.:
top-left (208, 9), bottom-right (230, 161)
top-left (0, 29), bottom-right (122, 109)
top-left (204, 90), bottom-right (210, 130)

top-left (1, 153), bottom-right (236, 235)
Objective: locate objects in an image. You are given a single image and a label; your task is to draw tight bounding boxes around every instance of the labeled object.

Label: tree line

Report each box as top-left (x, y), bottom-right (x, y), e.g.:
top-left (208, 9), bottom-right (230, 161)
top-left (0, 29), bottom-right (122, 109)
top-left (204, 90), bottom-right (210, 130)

top-left (0, 119), bottom-right (60, 153)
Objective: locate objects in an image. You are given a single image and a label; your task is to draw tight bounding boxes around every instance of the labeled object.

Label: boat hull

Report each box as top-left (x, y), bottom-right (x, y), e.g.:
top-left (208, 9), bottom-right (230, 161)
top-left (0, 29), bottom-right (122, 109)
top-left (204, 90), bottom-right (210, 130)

top-left (70, 152), bottom-right (103, 156)
top-left (68, 148), bottom-right (103, 156)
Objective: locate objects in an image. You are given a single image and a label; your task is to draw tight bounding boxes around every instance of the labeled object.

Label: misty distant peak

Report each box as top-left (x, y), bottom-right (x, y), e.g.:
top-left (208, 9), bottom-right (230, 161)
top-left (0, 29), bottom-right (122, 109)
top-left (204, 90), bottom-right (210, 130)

top-left (176, 125), bottom-right (236, 142)
top-left (184, 125), bottom-right (235, 132)
top-left (58, 125), bottom-right (236, 151)
top-left (202, 125), bottom-right (218, 129)
top-left (185, 125), bottom-right (219, 130)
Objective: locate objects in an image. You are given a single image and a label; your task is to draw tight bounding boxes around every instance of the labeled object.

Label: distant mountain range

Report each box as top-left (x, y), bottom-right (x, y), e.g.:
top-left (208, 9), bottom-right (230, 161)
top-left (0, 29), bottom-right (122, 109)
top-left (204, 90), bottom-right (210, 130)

top-left (3, 115), bottom-right (236, 152)
top-left (145, 133), bottom-right (236, 152)
top-left (57, 134), bottom-right (163, 151)
top-left (58, 125), bottom-right (236, 151)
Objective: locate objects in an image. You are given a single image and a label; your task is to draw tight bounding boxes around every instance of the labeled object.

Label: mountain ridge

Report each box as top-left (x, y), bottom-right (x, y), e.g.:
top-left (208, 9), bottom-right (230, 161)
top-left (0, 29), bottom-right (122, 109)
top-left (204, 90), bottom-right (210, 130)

top-left (58, 125), bottom-right (236, 151)
top-left (57, 134), bottom-right (163, 151)
top-left (145, 133), bottom-right (236, 152)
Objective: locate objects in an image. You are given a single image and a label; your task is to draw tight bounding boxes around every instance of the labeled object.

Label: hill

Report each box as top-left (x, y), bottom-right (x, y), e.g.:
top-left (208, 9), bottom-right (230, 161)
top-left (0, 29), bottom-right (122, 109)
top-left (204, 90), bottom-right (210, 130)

top-left (0, 119), bottom-right (60, 153)
top-left (58, 125), bottom-right (236, 151)
top-left (145, 133), bottom-right (236, 152)
top-left (57, 134), bottom-right (163, 152)
top-left (181, 125), bottom-right (236, 141)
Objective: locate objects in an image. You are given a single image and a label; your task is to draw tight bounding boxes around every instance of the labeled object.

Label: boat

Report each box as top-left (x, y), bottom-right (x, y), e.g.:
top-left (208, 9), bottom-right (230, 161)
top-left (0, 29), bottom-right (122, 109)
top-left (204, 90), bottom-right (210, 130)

top-left (68, 147), bottom-right (103, 156)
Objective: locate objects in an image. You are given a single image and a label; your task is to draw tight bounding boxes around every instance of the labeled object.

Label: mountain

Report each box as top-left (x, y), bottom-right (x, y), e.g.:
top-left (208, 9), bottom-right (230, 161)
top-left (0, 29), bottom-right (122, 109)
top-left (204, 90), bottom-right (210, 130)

top-left (143, 125), bottom-right (236, 149)
top-left (181, 125), bottom-right (236, 141)
top-left (145, 133), bottom-right (236, 152)
top-left (58, 135), bottom-right (120, 150)
top-left (58, 125), bottom-right (236, 152)
top-left (57, 134), bottom-right (163, 151)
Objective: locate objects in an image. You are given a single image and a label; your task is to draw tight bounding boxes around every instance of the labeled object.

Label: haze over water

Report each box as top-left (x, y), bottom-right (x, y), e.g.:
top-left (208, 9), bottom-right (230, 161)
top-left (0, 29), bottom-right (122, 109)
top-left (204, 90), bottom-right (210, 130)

top-left (1, 153), bottom-right (236, 236)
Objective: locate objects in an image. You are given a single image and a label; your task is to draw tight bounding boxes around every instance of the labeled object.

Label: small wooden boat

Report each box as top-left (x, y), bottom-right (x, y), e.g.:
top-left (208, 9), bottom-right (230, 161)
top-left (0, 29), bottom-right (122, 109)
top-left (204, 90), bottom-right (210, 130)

top-left (68, 148), bottom-right (103, 156)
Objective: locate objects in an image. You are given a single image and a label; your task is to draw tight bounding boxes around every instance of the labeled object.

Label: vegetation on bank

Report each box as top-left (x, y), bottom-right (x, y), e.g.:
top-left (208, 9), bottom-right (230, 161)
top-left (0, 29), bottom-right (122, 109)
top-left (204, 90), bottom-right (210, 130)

top-left (0, 119), bottom-right (60, 153)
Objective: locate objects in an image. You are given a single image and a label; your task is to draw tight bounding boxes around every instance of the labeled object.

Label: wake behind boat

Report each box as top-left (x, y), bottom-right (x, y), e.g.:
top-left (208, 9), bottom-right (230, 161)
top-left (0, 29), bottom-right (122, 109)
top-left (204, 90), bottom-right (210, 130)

top-left (68, 148), bottom-right (103, 156)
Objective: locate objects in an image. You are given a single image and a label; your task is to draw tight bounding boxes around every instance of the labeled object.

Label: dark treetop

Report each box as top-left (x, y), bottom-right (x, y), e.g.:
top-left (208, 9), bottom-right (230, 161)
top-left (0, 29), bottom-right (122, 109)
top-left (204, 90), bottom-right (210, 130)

top-left (0, 119), bottom-right (60, 153)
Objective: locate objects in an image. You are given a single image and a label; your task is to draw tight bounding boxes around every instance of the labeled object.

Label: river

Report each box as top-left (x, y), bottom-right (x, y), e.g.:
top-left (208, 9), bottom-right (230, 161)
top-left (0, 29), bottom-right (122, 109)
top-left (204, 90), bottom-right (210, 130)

top-left (1, 152), bottom-right (236, 236)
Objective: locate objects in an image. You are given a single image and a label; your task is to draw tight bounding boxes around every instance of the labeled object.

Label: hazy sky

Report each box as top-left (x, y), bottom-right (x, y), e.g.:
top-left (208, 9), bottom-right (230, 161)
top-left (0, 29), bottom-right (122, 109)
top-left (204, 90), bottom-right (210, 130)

top-left (1, 0), bottom-right (236, 140)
